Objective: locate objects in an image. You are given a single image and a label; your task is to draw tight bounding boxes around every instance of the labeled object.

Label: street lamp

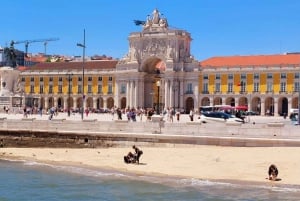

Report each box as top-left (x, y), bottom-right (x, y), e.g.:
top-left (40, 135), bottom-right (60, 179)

top-left (66, 73), bottom-right (73, 117)
top-left (77, 29), bottom-right (86, 120)
top-left (156, 80), bottom-right (160, 115)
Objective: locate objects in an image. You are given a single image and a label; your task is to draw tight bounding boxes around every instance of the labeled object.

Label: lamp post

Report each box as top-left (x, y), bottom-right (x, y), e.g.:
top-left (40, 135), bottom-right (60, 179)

top-left (66, 73), bottom-right (73, 117)
top-left (156, 80), bottom-right (160, 115)
top-left (77, 29), bottom-right (86, 120)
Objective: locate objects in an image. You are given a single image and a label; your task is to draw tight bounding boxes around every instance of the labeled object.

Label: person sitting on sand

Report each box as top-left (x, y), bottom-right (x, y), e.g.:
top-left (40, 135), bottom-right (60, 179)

top-left (268, 164), bottom-right (279, 181)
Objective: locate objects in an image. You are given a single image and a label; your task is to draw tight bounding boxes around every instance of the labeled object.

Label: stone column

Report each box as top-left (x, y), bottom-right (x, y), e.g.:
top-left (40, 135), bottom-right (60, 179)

top-left (115, 82), bottom-right (119, 108)
top-left (44, 97), bottom-right (49, 110)
top-left (261, 100), bottom-right (265, 116)
top-left (274, 98), bottom-right (278, 116)
top-left (126, 82), bottom-right (130, 108)
top-left (93, 97), bottom-right (97, 109)
top-left (54, 97), bottom-right (58, 108)
top-left (179, 80), bottom-right (184, 109)
top-left (194, 83), bottom-right (199, 110)
top-left (164, 79), bottom-right (169, 109)
top-left (134, 80), bottom-right (138, 108)
top-left (73, 97), bottom-right (77, 109)
top-left (64, 97), bottom-right (68, 111)
top-left (170, 80), bottom-right (174, 108)
top-left (103, 97), bottom-right (107, 109)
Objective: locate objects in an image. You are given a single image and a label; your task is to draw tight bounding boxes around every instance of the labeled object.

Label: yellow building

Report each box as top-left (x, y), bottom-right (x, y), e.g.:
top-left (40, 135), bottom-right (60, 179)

top-left (199, 54), bottom-right (300, 116)
top-left (20, 60), bottom-right (118, 112)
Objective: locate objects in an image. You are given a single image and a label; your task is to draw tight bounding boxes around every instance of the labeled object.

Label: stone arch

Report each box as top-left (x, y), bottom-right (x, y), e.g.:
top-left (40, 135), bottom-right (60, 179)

top-left (251, 96), bottom-right (261, 114)
top-left (40, 97), bottom-right (45, 109)
top-left (201, 97), bottom-right (210, 106)
top-left (141, 56), bottom-right (166, 109)
top-left (213, 96), bottom-right (222, 105)
top-left (141, 56), bottom-right (165, 73)
top-left (292, 97), bottom-right (298, 109)
top-left (107, 97), bottom-right (114, 109)
top-left (278, 96), bottom-right (288, 116)
top-left (238, 96), bottom-right (247, 106)
top-left (67, 97), bottom-right (74, 109)
top-left (265, 97), bottom-right (274, 116)
top-left (86, 97), bottom-right (93, 109)
top-left (225, 97), bottom-right (235, 107)
top-left (185, 97), bottom-right (194, 113)
top-left (121, 97), bottom-right (126, 109)
top-left (96, 97), bottom-right (103, 109)
top-left (48, 97), bottom-right (54, 108)
top-left (77, 97), bottom-right (83, 109)
top-left (57, 97), bottom-right (64, 109)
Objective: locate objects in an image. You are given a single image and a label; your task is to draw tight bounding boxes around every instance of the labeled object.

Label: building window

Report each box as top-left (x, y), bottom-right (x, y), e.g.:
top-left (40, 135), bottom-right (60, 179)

top-left (39, 85), bottom-right (44, 94)
top-left (228, 74), bottom-right (233, 80)
top-left (40, 77), bottom-right (43, 82)
top-left (30, 77), bottom-right (34, 82)
top-left (121, 84), bottom-right (126, 94)
top-left (295, 73), bottom-right (300, 79)
top-left (215, 74), bottom-right (220, 80)
top-left (78, 77), bottom-right (82, 81)
top-left (68, 84), bottom-right (72, 93)
top-left (267, 73), bottom-right (273, 79)
top-left (58, 85), bottom-right (62, 93)
top-left (254, 73), bottom-right (259, 79)
top-left (227, 83), bottom-right (233, 93)
top-left (186, 83), bottom-right (193, 94)
top-left (30, 85), bottom-right (34, 93)
top-left (21, 77), bottom-right (25, 82)
top-left (49, 85), bottom-right (53, 94)
top-left (98, 76), bottom-right (102, 81)
top-left (281, 73), bottom-right (287, 79)
top-left (108, 84), bottom-right (113, 94)
top-left (88, 77), bottom-right (92, 81)
top-left (203, 83), bottom-right (208, 93)
top-left (240, 81), bottom-right (246, 93)
top-left (49, 77), bottom-right (53, 82)
top-left (294, 82), bottom-right (300, 92)
top-left (215, 83), bottom-right (220, 92)
top-left (267, 82), bottom-right (273, 92)
top-left (280, 82), bottom-right (286, 93)
top-left (97, 85), bottom-right (102, 94)
top-left (203, 74), bottom-right (208, 80)
top-left (59, 77), bottom-right (62, 82)
top-left (78, 85), bottom-right (82, 93)
top-left (108, 76), bottom-right (113, 81)
top-left (241, 74), bottom-right (247, 79)
top-left (88, 85), bottom-right (92, 93)
top-left (254, 83), bottom-right (259, 92)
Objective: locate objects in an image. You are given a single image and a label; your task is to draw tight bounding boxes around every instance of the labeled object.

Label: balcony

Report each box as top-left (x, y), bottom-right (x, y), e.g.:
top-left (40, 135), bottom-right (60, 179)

top-left (265, 90), bottom-right (274, 94)
top-left (185, 90), bottom-right (193, 94)
top-left (202, 91), bottom-right (209, 94)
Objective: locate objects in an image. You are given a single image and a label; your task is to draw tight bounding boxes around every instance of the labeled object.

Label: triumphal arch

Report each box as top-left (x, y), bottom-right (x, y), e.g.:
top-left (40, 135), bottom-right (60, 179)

top-left (116, 9), bottom-right (199, 113)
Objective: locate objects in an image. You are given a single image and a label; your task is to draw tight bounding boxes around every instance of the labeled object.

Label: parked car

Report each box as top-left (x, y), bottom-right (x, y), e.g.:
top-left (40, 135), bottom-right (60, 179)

top-left (199, 112), bottom-right (244, 123)
top-left (245, 111), bottom-right (259, 116)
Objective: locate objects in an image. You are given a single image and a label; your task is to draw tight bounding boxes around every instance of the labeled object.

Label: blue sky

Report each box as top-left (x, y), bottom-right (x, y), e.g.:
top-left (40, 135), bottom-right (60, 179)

top-left (1, 0), bottom-right (300, 61)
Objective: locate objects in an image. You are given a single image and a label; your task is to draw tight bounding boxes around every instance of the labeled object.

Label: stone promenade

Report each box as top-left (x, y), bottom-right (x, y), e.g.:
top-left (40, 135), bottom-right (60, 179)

top-left (0, 112), bottom-right (299, 147)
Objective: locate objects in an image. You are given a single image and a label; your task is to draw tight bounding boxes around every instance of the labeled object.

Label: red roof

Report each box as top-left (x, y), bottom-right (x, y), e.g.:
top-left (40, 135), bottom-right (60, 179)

top-left (200, 54), bottom-right (300, 68)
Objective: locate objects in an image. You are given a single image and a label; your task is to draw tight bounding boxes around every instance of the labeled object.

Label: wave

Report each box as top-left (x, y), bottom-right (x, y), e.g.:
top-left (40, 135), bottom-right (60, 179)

top-left (3, 158), bottom-right (300, 195)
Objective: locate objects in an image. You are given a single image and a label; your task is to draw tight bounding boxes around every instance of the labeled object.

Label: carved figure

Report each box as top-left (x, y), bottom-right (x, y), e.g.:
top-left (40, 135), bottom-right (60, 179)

top-left (152, 9), bottom-right (160, 24)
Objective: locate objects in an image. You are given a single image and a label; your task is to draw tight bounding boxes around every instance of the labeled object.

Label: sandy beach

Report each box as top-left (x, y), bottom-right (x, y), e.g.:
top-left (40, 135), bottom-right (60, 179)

top-left (1, 145), bottom-right (300, 187)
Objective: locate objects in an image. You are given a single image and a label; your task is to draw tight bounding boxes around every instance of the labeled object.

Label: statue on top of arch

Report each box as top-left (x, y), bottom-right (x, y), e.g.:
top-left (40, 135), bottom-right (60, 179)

top-left (134, 8), bottom-right (168, 31)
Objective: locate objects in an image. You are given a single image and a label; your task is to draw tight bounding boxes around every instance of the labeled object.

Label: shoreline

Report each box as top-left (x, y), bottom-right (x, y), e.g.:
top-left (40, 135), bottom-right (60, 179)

top-left (1, 146), bottom-right (300, 188)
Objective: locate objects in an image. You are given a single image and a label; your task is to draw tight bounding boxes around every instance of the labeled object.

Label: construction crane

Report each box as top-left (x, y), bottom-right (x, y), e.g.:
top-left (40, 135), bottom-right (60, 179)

top-left (10, 37), bottom-right (59, 56)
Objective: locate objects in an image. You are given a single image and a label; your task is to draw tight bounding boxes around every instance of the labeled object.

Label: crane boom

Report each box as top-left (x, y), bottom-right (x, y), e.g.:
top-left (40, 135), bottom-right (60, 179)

top-left (11, 37), bottom-right (59, 55)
